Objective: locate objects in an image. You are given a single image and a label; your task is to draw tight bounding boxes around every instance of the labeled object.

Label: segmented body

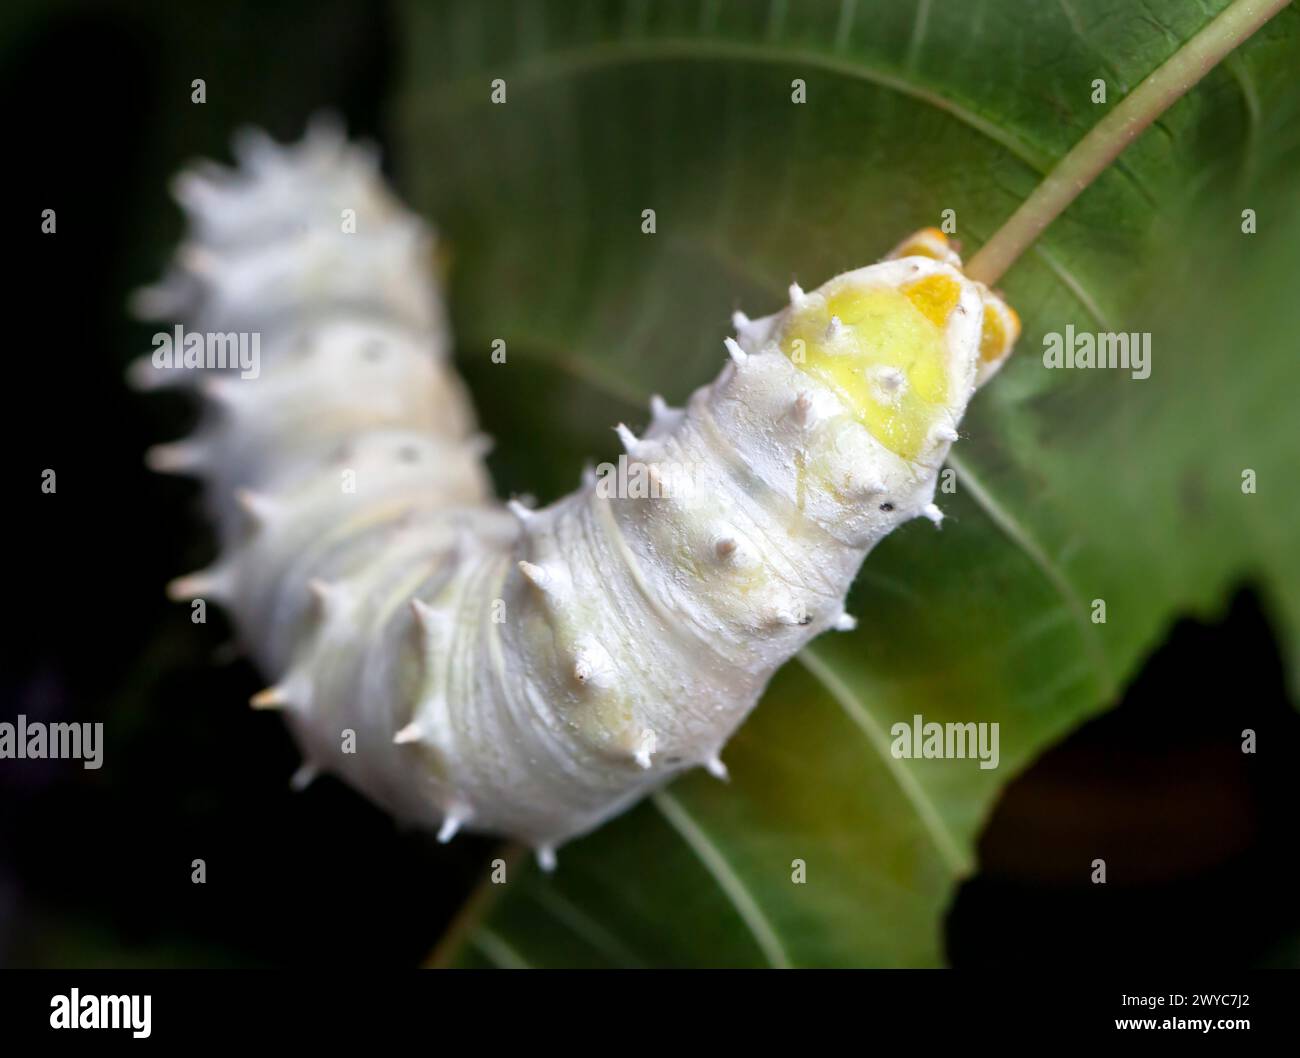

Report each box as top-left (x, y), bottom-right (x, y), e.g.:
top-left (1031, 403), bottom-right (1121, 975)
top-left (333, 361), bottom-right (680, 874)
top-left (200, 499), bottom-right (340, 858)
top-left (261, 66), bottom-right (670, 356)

top-left (136, 125), bottom-right (1018, 864)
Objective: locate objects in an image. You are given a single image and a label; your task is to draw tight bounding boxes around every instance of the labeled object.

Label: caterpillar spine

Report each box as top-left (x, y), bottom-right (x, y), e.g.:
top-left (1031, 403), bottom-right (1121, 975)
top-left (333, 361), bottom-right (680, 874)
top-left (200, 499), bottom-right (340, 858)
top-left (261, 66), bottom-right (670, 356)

top-left (135, 124), bottom-right (1019, 866)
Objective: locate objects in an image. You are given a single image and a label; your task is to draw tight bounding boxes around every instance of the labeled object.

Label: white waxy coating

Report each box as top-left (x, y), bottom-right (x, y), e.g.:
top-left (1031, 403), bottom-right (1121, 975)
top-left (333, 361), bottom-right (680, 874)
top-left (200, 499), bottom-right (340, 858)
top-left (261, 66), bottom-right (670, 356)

top-left (137, 125), bottom-right (1009, 861)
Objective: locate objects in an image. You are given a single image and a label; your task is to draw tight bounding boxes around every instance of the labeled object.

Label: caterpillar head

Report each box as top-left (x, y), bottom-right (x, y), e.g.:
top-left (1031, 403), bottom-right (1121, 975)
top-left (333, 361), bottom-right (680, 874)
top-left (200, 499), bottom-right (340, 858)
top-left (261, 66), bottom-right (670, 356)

top-left (774, 230), bottom-right (1018, 463)
top-left (723, 230), bottom-right (1020, 544)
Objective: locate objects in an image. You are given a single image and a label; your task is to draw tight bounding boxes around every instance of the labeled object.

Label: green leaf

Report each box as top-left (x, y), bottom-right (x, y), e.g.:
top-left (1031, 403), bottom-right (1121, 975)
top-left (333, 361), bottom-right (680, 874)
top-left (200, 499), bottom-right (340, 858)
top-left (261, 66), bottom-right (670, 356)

top-left (397, 0), bottom-right (1300, 966)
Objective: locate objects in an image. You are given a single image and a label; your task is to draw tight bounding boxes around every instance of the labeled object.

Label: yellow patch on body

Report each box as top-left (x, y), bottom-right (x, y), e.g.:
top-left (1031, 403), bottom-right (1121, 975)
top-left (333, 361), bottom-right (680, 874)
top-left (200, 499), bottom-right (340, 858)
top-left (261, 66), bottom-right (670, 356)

top-left (901, 272), bottom-right (962, 328)
top-left (779, 278), bottom-right (957, 462)
top-left (979, 301), bottom-right (1021, 363)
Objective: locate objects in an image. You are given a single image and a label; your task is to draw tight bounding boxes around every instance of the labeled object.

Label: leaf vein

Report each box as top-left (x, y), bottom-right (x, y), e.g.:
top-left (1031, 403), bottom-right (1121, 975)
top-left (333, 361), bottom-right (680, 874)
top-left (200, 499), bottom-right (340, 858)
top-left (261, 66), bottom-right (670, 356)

top-left (796, 646), bottom-right (971, 877)
top-left (652, 789), bottom-right (792, 968)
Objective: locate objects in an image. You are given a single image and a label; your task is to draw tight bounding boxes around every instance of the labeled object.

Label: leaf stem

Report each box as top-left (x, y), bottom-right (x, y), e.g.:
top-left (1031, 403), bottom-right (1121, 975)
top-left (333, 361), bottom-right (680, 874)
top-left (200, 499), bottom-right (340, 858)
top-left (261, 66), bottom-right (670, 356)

top-left (965, 0), bottom-right (1290, 287)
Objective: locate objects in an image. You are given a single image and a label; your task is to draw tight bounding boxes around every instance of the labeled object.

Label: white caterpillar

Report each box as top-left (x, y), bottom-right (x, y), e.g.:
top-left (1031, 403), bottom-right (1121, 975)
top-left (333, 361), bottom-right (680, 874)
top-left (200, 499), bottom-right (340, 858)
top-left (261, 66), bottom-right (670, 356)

top-left (134, 123), bottom-right (1019, 867)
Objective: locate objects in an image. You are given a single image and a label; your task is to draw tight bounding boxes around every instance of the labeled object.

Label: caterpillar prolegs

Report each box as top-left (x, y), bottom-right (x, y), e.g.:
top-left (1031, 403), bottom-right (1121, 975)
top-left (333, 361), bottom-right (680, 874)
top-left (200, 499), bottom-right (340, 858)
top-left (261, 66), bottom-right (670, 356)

top-left (134, 123), bottom-right (1020, 866)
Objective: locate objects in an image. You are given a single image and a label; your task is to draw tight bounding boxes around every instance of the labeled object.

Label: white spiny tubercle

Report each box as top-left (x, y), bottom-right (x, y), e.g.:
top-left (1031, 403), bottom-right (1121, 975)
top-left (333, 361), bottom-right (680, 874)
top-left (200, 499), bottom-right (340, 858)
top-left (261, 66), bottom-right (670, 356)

top-left (308, 578), bottom-right (351, 622)
top-left (234, 488), bottom-right (277, 526)
top-left (922, 503), bottom-right (945, 527)
top-left (833, 612), bottom-right (858, 632)
top-left (250, 684), bottom-right (291, 710)
top-left (169, 173), bottom-right (209, 210)
top-left (705, 756), bottom-right (729, 781)
top-left (614, 422), bottom-right (640, 454)
top-left (290, 762), bottom-right (319, 791)
top-left (517, 560), bottom-right (553, 592)
top-left (146, 441), bottom-right (205, 474)
top-left (647, 394), bottom-right (685, 438)
top-left (848, 473), bottom-right (888, 499)
top-left (409, 596), bottom-right (449, 634)
top-left (791, 391), bottom-right (813, 428)
top-left (869, 365), bottom-right (908, 403)
top-left (127, 353), bottom-right (176, 391)
top-left (178, 243), bottom-right (218, 276)
top-left (730, 309), bottom-right (768, 348)
top-left (200, 376), bottom-right (239, 406)
top-left (138, 126), bottom-right (1018, 857)
top-left (393, 722), bottom-right (423, 745)
top-left (166, 567), bottom-right (229, 602)
top-left (634, 729), bottom-right (656, 769)
top-left (770, 600), bottom-right (810, 628)
top-left (571, 636), bottom-right (615, 690)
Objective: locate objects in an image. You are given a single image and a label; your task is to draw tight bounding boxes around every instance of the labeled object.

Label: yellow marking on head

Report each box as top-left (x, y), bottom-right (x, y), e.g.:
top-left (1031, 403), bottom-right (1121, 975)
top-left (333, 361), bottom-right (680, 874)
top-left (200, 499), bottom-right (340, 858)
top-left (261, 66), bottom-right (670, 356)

top-left (979, 299), bottom-right (1021, 363)
top-left (779, 281), bottom-right (951, 461)
top-left (889, 227), bottom-right (951, 261)
top-left (979, 310), bottom-right (1006, 363)
top-left (902, 273), bottom-right (962, 329)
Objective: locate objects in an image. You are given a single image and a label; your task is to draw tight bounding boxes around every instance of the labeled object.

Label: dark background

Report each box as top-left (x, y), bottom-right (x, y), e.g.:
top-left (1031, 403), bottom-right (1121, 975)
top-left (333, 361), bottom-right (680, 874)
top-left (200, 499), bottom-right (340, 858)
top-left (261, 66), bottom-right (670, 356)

top-left (2, 0), bottom-right (1297, 967)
